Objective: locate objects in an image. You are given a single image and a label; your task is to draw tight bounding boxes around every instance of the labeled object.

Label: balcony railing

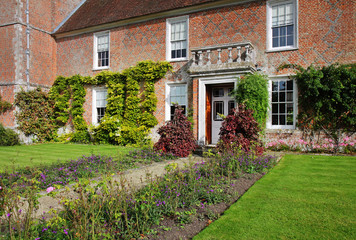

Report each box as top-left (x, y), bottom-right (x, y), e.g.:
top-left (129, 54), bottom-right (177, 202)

top-left (189, 42), bottom-right (255, 75)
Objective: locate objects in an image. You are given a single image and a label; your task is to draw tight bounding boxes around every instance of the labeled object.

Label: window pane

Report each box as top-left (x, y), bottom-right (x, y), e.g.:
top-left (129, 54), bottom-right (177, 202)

top-left (279, 92), bottom-right (285, 102)
top-left (287, 80), bottom-right (293, 90)
top-left (272, 115), bottom-right (278, 125)
top-left (272, 28), bottom-right (279, 37)
top-left (272, 104), bottom-right (278, 113)
top-left (279, 115), bottom-right (286, 125)
top-left (287, 103), bottom-right (293, 114)
top-left (272, 92), bottom-right (278, 102)
top-left (214, 101), bottom-right (224, 120)
top-left (287, 92), bottom-right (293, 101)
top-left (279, 103), bottom-right (286, 113)
top-left (228, 101), bottom-right (235, 114)
top-left (287, 114), bottom-right (293, 125)
top-left (213, 88), bottom-right (224, 97)
top-left (287, 35), bottom-right (294, 45)
top-left (279, 81), bottom-right (286, 91)
top-left (272, 81), bottom-right (278, 91)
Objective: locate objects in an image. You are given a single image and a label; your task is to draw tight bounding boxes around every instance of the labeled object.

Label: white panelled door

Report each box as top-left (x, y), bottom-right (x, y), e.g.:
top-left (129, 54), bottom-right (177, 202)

top-left (211, 86), bottom-right (235, 144)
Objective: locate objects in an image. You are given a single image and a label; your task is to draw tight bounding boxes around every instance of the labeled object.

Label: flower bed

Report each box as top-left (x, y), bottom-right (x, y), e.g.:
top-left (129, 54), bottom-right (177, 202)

top-left (0, 152), bottom-right (276, 239)
top-left (266, 137), bottom-right (355, 154)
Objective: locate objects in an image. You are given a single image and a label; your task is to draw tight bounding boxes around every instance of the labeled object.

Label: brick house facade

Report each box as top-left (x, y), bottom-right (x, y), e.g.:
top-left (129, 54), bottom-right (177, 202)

top-left (1, 0), bottom-right (355, 145)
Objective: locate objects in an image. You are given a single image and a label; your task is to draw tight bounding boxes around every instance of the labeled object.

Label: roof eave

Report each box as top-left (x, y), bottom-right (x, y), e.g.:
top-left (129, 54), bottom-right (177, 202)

top-left (53, 0), bottom-right (256, 39)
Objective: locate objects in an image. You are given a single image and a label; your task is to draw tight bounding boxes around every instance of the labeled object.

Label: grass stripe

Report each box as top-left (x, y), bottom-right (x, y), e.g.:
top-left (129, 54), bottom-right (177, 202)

top-left (194, 154), bottom-right (356, 240)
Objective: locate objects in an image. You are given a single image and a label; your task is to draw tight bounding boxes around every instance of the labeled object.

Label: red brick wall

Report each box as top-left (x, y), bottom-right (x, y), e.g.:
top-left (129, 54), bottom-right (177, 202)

top-left (56, 0), bottom-right (355, 132)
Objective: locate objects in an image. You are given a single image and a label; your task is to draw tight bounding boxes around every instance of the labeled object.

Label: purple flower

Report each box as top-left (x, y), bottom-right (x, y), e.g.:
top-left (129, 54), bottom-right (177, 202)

top-left (7, 213), bottom-right (11, 217)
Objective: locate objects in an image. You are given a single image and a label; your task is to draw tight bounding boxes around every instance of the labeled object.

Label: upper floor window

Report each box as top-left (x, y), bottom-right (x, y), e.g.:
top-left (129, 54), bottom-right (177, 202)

top-left (93, 88), bottom-right (108, 124)
top-left (267, 77), bottom-right (297, 129)
top-left (93, 31), bottom-right (109, 70)
top-left (267, 0), bottom-right (297, 51)
top-left (166, 16), bottom-right (189, 61)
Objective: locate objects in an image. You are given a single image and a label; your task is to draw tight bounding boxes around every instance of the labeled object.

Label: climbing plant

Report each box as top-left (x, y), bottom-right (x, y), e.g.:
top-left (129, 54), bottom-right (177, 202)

top-left (94, 60), bottom-right (172, 145)
top-left (232, 72), bottom-right (269, 130)
top-left (0, 94), bottom-right (12, 114)
top-left (279, 63), bottom-right (356, 152)
top-left (14, 88), bottom-right (57, 142)
top-left (49, 75), bottom-right (89, 143)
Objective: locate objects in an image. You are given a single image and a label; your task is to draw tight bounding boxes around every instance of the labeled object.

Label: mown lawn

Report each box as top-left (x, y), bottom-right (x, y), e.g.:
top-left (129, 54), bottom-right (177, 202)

top-left (0, 143), bottom-right (135, 171)
top-left (194, 154), bottom-right (356, 240)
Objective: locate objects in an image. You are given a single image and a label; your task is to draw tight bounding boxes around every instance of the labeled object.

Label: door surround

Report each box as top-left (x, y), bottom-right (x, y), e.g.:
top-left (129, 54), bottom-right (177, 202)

top-left (197, 75), bottom-right (239, 146)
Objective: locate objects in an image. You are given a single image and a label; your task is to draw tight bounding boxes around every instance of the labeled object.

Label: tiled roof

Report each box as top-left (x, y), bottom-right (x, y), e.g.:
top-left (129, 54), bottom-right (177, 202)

top-left (55, 0), bottom-right (218, 34)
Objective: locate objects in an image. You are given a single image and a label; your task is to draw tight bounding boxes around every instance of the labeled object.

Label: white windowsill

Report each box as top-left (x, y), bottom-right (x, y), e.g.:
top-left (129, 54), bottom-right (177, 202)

top-left (266, 47), bottom-right (298, 53)
top-left (93, 66), bottom-right (110, 71)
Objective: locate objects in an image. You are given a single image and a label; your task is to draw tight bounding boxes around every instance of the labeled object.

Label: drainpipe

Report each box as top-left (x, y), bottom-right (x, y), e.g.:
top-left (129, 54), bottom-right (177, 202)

top-left (25, 0), bottom-right (30, 91)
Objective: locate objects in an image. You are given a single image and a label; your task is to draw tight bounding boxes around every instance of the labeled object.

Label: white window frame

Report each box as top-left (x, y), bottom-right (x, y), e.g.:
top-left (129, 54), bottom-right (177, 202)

top-left (266, 0), bottom-right (298, 52)
top-left (92, 88), bottom-right (108, 125)
top-left (93, 31), bottom-right (110, 70)
top-left (166, 15), bottom-right (189, 62)
top-left (165, 83), bottom-right (188, 121)
top-left (266, 76), bottom-right (298, 129)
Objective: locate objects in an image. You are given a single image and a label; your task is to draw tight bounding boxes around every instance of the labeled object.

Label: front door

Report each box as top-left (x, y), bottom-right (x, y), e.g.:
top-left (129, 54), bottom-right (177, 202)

top-left (211, 86), bottom-right (235, 144)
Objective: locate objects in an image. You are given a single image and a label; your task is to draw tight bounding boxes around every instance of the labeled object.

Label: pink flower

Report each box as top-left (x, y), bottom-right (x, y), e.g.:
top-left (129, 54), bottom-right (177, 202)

top-left (0, 186), bottom-right (2, 190)
top-left (46, 187), bottom-right (55, 193)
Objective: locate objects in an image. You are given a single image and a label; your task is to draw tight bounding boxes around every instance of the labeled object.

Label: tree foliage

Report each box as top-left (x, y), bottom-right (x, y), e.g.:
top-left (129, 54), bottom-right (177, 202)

top-left (233, 73), bottom-right (269, 129)
top-left (280, 63), bottom-right (356, 150)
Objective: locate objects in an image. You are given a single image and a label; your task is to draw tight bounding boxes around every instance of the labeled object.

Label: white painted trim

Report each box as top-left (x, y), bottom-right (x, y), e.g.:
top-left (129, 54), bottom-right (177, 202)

top-left (92, 87), bottom-right (107, 125)
top-left (93, 31), bottom-right (110, 70)
top-left (166, 15), bottom-right (189, 62)
top-left (165, 83), bottom-right (188, 121)
top-left (266, 0), bottom-right (298, 51)
top-left (198, 75), bottom-right (239, 145)
top-left (266, 75), bottom-right (298, 129)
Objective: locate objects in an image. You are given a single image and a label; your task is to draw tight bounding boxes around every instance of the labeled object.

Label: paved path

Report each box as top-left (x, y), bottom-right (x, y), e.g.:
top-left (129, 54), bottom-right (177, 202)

top-left (33, 155), bottom-right (204, 218)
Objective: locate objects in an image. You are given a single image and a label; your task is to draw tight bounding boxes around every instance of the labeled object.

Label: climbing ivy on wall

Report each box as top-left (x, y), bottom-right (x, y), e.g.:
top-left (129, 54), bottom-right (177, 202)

top-left (14, 88), bottom-right (57, 142)
top-left (45, 60), bottom-right (172, 145)
top-left (49, 75), bottom-right (89, 143)
top-left (0, 94), bottom-right (12, 114)
top-left (94, 60), bottom-right (172, 145)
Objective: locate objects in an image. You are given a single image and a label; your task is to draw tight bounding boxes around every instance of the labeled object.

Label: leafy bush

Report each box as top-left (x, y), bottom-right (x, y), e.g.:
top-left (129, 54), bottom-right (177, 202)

top-left (233, 73), bottom-right (269, 129)
top-left (0, 94), bottom-right (12, 114)
top-left (14, 88), bottom-right (57, 142)
top-left (217, 104), bottom-right (264, 155)
top-left (0, 123), bottom-right (20, 146)
top-left (154, 106), bottom-right (197, 157)
top-left (280, 63), bottom-right (356, 152)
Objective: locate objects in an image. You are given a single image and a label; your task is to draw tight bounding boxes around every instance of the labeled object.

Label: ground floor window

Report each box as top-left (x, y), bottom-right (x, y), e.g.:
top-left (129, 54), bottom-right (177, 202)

top-left (93, 88), bottom-right (108, 124)
top-left (166, 84), bottom-right (187, 120)
top-left (268, 77), bottom-right (297, 129)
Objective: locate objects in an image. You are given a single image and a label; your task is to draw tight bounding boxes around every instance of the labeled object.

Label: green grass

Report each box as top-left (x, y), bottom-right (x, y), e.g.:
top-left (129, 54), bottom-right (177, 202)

top-left (194, 154), bottom-right (356, 240)
top-left (0, 143), bottom-right (135, 171)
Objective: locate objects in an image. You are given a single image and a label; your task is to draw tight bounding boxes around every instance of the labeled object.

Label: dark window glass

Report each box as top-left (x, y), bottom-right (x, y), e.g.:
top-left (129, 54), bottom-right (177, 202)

top-left (214, 101), bottom-right (224, 121)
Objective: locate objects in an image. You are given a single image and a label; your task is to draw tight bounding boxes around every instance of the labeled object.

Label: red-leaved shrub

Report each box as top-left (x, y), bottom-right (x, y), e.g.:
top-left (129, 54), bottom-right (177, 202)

top-left (154, 106), bottom-right (196, 157)
top-left (217, 104), bottom-right (264, 155)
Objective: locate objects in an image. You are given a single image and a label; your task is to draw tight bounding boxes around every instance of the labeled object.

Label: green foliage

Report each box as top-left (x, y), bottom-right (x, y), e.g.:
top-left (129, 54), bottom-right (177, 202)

top-left (94, 60), bottom-right (172, 145)
top-left (0, 94), bottom-right (12, 114)
top-left (233, 73), bottom-right (269, 129)
top-left (14, 88), bottom-right (57, 142)
top-left (0, 123), bottom-right (20, 146)
top-left (280, 63), bottom-right (356, 150)
top-left (49, 75), bottom-right (89, 143)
